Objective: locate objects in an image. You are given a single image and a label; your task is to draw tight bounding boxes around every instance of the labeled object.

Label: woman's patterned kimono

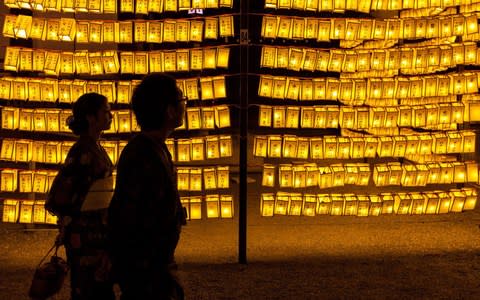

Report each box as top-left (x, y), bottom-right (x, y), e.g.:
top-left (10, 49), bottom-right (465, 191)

top-left (47, 135), bottom-right (114, 300)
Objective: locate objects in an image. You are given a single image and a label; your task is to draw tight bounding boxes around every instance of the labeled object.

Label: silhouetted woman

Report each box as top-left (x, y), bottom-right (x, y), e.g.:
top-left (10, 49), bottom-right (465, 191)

top-left (46, 93), bottom-right (115, 300)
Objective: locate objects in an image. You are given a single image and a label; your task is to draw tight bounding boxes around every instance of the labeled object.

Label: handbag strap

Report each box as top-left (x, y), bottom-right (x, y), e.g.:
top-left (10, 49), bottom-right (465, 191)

top-left (37, 234), bottom-right (63, 268)
top-left (37, 243), bottom-right (56, 268)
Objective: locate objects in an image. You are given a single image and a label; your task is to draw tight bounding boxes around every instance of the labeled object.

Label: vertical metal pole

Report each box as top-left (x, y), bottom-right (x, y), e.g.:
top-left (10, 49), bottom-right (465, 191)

top-left (238, 0), bottom-right (249, 264)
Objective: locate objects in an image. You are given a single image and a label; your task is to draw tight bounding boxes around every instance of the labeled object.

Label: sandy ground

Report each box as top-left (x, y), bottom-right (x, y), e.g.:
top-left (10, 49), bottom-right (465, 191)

top-left (2, 180), bottom-right (480, 299)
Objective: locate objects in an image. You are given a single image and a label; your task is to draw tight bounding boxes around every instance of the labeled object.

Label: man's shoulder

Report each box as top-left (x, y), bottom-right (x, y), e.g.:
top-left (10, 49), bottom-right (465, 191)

top-left (119, 134), bottom-right (155, 160)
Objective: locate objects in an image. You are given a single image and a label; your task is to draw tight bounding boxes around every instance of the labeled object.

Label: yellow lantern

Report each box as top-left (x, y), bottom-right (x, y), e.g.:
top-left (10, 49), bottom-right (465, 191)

top-left (4, 47), bottom-right (20, 71)
top-left (177, 139), bottom-right (191, 162)
top-left (309, 137), bottom-right (323, 159)
top-left (0, 78), bottom-right (12, 100)
top-left (387, 163), bottom-right (402, 186)
top-left (300, 107), bottom-right (314, 128)
top-left (186, 108), bottom-right (201, 130)
top-left (3, 15), bottom-right (16, 38)
top-left (31, 141), bottom-right (45, 163)
top-left (2, 199), bottom-right (19, 222)
top-left (204, 17), bottom-right (218, 39)
top-left (436, 192), bottom-right (451, 214)
top-left (202, 108), bottom-right (215, 129)
top-left (465, 161), bottom-right (478, 183)
top-left (275, 192), bottom-right (290, 215)
top-left (348, 137), bottom-right (363, 159)
top-left (190, 20), bottom-right (204, 42)
top-left (462, 131), bottom-right (476, 153)
top-left (262, 16), bottom-right (278, 38)
top-left (33, 200), bottom-right (47, 223)
top-left (374, 164), bottom-right (389, 186)
top-left (367, 195), bottom-right (381, 216)
top-left (453, 162), bottom-right (467, 183)
top-left (176, 49), bottom-right (190, 72)
top-left (18, 170), bottom-right (33, 193)
top-left (18, 200), bottom-right (34, 223)
top-left (409, 193), bottom-right (424, 215)
top-left (204, 136), bottom-right (219, 159)
top-left (18, 49), bottom-right (33, 72)
top-left (319, 167), bottom-right (333, 188)
top-left (261, 193), bottom-right (275, 217)
top-left (302, 194), bottom-right (316, 217)
top-left (317, 20), bottom-right (331, 41)
top-left (219, 15), bottom-right (234, 37)
top-left (254, 135), bottom-right (268, 157)
top-left (14, 15), bottom-right (32, 39)
top-left (189, 196), bottom-right (202, 220)
top-left (351, 194), bottom-right (367, 216)
top-left (344, 194), bottom-right (358, 216)
top-left (423, 192), bottom-right (438, 214)
top-left (364, 137), bottom-right (378, 158)
top-left (289, 193), bottom-right (303, 216)
top-left (330, 194), bottom-right (344, 216)
top-left (220, 195), bottom-right (233, 218)
top-left (191, 138), bottom-right (205, 161)
top-left (282, 136), bottom-right (298, 158)
top-left (2, 107), bottom-right (19, 130)
top-left (285, 106), bottom-right (300, 128)
top-left (1, 169), bottom-right (18, 192)
top-left (293, 165), bottom-right (306, 188)
top-left (200, 78), bottom-right (214, 100)
top-left (219, 135), bottom-right (233, 157)
top-left (380, 193), bottom-right (394, 214)
top-left (262, 164), bottom-right (276, 187)
top-left (416, 164), bottom-right (428, 186)
top-left (331, 164), bottom-right (346, 187)
top-left (394, 193), bottom-right (412, 214)
top-left (165, 139), bottom-right (175, 160)
top-left (463, 188), bottom-right (477, 210)
top-left (177, 168), bottom-right (190, 191)
top-left (216, 166), bottom-right (229, 189)
top-left (279, 164), bottom-right (293, 188)
top-left (116, 81), bottom-right (131, 104)
top-left (32, 171), bottom-right (48, 193)
top-left (202, 48), bottom-right (216, 69)
top-left (439, 162), bottom-right (454, 184)
top-left (18, 109), bottom-right (33, 131)
top-left (316, 194), bottom-right (331, 215)
top-left (450, 190), bottom-right (466, 213)
top-left (33, 109), bottom-right (46, 132)
top-left (189, 168), bottom-right (202, 191)
top-left (305, 164), bottom-right (318, 187)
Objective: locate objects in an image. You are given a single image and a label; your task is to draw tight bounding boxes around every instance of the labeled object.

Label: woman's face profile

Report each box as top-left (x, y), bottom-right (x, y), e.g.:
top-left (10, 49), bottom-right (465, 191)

top-left (91, 100), bottom-right (112, 132)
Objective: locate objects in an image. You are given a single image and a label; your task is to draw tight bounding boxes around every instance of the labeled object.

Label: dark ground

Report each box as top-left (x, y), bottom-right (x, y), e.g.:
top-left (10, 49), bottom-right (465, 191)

top-left (1, 177), bottom-right (480, 299)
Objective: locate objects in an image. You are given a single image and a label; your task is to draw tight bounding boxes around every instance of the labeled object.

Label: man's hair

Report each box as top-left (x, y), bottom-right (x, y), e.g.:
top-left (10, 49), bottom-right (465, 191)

top-left (131, 73), bottom-right (178, 131)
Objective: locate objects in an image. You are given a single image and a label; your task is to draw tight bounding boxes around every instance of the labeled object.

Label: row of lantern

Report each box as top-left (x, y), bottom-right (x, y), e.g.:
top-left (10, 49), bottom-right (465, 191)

top-left (4, 47), bottom-right (230, 75)
top-left (0, 135), bottom-right (233, 164)
top-left (2, 0), bottom-right (234, 13)
top-left (1, 193), bottom-right (234, 224)
top-left (257, 73), bottom-right (480, 102)
top-left (261, 15), bottom-right (479, 41)
top-left (258, 103), bottom-right (466, 130)
top-left (0, 76), bottom-right (227, 103)
top-left (2, 15), bottom-right (234, 43)
top-left (260, 45), bottom-right (480, 74)
top-left (2, 200), bottom-right (57, 224)
top-left (260, 188), bottom-right (477, 217)
top-left (0, 165), bottom-right (230, 192)
top-left (261, 161), bottom-right (479, 189)
top-left (253, 131), bottom-right (476, 159)
top-left (1, 169), bottom-right (59, 193)
top-left (177, 166), bottom-right (230, 191)
top-left (1, 105), bottom-right (231, 132)
top-left (264, 0), bottom-right (480, 12)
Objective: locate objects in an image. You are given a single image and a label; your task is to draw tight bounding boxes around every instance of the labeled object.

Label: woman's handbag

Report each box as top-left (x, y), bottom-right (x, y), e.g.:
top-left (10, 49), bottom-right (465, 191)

top-left (28, 242), bottom-right (69, 299)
